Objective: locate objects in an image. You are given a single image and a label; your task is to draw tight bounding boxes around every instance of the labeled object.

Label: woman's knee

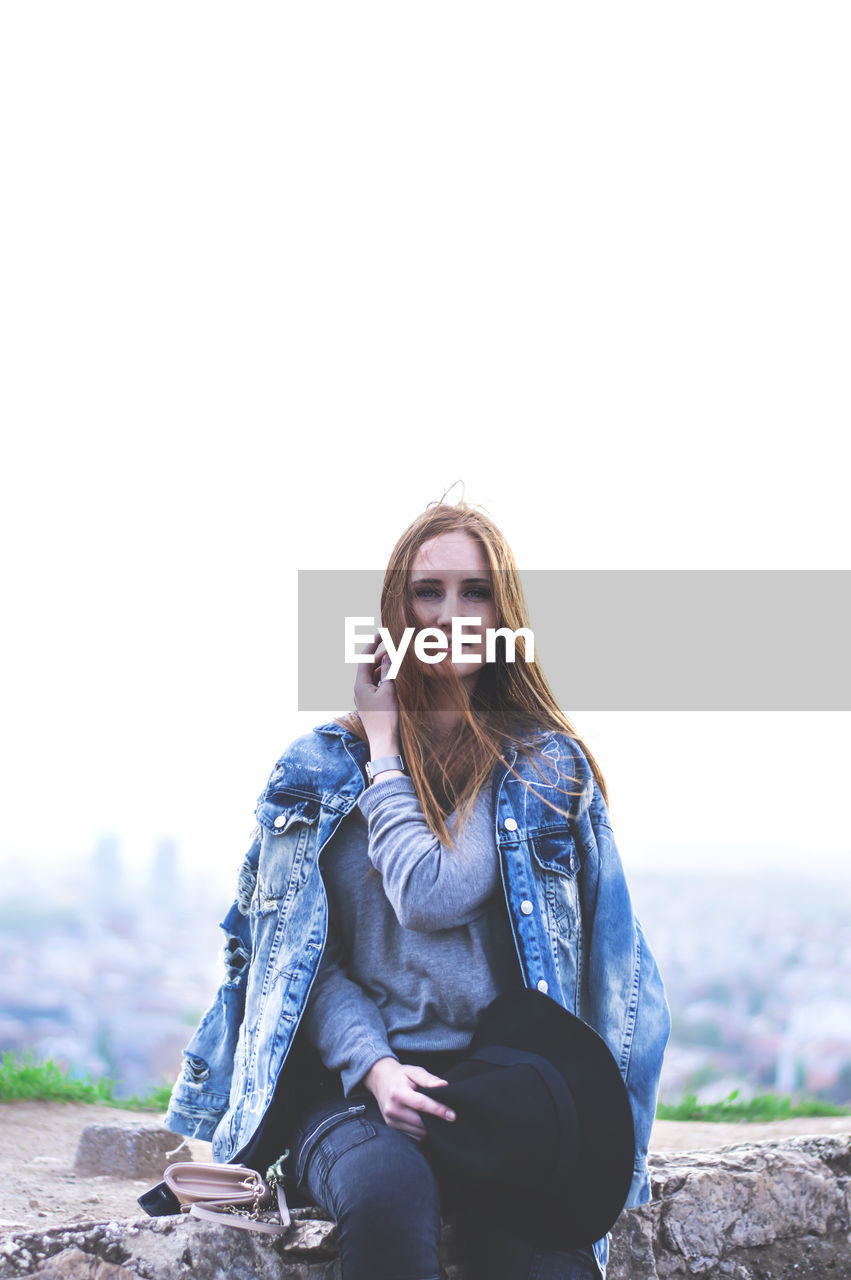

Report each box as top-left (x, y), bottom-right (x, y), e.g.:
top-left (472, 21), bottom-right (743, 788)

top-left (320, 1123), bottom-right (443, 1279)
top-left (328, 1125), bottom-right (441, 1223)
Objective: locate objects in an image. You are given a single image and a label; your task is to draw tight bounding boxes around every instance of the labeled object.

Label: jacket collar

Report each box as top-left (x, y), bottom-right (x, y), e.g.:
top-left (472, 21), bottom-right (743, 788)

top-left (313, 717), bottom-right (557, 755)
top-left (310, 717), bottom-right (566, 803)
top-left (278, 720), bottom-right (591, 826)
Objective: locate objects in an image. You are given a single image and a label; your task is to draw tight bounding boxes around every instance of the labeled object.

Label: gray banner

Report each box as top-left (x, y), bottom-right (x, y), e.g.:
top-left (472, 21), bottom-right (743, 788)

top-left (298, 570), bottom-right (850, 712)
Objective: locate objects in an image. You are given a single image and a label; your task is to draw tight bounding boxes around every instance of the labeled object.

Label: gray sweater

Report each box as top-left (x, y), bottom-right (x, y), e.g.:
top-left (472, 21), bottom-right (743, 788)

top-left (299, 774), bottom-right (520, 1095)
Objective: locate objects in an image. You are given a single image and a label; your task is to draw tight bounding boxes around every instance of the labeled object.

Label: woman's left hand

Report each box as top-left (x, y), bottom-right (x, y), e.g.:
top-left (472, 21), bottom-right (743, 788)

top-left (354, 632), bottom-right (400, 754)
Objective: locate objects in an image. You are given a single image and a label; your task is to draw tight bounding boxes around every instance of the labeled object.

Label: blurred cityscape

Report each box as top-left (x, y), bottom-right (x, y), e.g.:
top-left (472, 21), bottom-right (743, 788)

top-left (634, 871), bottom-right (851, 1105)
top-left (2, 840), bottom-right (850, 1107)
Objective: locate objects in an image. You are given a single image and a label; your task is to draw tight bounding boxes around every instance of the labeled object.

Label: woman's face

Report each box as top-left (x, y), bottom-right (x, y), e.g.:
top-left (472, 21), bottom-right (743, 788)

top-left (408, 530), bottom-right (497, 681)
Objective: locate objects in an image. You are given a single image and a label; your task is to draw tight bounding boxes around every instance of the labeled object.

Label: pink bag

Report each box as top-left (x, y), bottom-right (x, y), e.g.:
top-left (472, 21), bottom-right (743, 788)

top-left (162, 1159), bottom-right (292, 1237)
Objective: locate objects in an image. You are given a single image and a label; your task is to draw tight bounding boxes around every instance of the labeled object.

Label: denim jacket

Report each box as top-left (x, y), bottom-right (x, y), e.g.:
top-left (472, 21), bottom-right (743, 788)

top-left (164, 721), bottom-right (670, 1271)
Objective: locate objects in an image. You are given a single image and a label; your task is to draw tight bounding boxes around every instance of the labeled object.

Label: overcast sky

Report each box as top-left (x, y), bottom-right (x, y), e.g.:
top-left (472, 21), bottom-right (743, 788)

top-left (1, 4), bottom-right (848, 893)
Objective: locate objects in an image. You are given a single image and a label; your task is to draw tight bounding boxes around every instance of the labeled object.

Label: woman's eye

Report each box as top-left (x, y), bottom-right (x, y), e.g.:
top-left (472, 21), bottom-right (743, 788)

top-left (412, 586), bottom-right (491, 602)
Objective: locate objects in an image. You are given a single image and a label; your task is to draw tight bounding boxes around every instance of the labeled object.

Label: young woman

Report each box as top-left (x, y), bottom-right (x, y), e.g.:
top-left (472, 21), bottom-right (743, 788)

top-left (164, 499), bottom-right (671, 1280)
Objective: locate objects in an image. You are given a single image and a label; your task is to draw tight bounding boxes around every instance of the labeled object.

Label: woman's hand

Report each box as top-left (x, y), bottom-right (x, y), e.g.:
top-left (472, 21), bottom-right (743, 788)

top-left (362, 1057), bottom-right (456, 1141)
top-left (354, 632), bottom-right (401, 757)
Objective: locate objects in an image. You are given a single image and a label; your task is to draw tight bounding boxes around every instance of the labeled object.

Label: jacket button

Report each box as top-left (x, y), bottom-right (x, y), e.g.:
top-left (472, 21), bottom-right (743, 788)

top-left (273, 814), bottom-right (287, 828)
top-left (536, 979), bottom-right (549, 994)
top-left (520, 900), bottom-right (533, 915)
top-left (504, 818), bottom-right (518, 831)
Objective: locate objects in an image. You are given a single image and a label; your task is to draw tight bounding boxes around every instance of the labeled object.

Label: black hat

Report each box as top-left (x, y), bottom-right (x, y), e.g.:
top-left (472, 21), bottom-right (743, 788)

top-left (419, 988), bottom-right (635, 1250)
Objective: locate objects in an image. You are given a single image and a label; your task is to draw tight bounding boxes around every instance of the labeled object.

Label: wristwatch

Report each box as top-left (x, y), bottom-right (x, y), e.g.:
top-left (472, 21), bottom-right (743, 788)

top-left (365, 755), bottom-right (406, 783)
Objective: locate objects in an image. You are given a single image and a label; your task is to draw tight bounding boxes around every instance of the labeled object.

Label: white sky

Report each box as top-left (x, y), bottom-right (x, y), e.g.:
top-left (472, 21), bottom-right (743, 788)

top-left (1, 4), bottom-right (848, 892)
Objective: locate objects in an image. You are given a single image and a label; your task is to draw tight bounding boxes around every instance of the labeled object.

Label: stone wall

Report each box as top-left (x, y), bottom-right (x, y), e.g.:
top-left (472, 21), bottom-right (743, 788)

top-left (1, 1134), bottom-right (849, 1279)
top-left (612, 1133), bottom-right (851, 1278)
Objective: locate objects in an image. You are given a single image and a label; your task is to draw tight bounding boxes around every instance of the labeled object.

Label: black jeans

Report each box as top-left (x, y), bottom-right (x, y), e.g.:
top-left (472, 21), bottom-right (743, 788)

top-left (290, 1063), bottom-right (601, 1280)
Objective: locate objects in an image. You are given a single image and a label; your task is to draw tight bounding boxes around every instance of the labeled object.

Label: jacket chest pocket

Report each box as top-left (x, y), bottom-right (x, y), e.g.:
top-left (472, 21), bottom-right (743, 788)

top-left (528, 826), bottom-right (582, 941)
top-left (254, 788), bottom-right (322, 905)
top-left (528, 826), bottom-right (582, 879)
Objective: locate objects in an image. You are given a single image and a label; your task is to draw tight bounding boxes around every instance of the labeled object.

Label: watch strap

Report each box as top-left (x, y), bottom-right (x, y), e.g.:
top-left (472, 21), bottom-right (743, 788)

top-left (365, 755), bottom-right (405, 782)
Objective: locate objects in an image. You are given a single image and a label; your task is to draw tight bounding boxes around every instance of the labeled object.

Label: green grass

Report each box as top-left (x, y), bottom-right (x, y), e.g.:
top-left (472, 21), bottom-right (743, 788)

top-left (656, 1088), bottom-right (851, 1122)
top-left (0, 1050), bottom-right (173, 1111)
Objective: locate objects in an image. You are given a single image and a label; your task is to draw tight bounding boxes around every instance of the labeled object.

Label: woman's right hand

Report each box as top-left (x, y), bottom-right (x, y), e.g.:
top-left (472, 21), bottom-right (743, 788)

top-left (354, 632), bottom-right (401, 756)
top-left (362, 1057), bottom-right (456, 1141)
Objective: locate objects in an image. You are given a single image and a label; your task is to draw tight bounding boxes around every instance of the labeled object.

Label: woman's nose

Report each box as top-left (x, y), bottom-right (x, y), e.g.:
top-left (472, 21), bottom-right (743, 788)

top-left (436, 592), bottom-right (459, 631)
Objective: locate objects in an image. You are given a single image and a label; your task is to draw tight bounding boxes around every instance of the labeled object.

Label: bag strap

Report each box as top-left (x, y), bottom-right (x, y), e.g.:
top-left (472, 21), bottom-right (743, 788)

top-left (189, 1184), bottom-right (291, 1236)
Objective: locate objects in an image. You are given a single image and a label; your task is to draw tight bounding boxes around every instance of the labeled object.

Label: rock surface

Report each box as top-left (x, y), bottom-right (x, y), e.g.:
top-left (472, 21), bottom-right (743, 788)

top-left (26, 1247), bottom-right (141, 1279)
top-left (608, 1133), bottom-right (851, 1278)
top-left (73, 1129), bottom-right (192, 1182)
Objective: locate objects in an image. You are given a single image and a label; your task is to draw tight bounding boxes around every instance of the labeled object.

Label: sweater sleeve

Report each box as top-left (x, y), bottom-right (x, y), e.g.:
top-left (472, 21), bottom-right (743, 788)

top-left (300, 913), bottom-right (399, 1096)
top-left (357, 775), bottom-right (500, 933)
